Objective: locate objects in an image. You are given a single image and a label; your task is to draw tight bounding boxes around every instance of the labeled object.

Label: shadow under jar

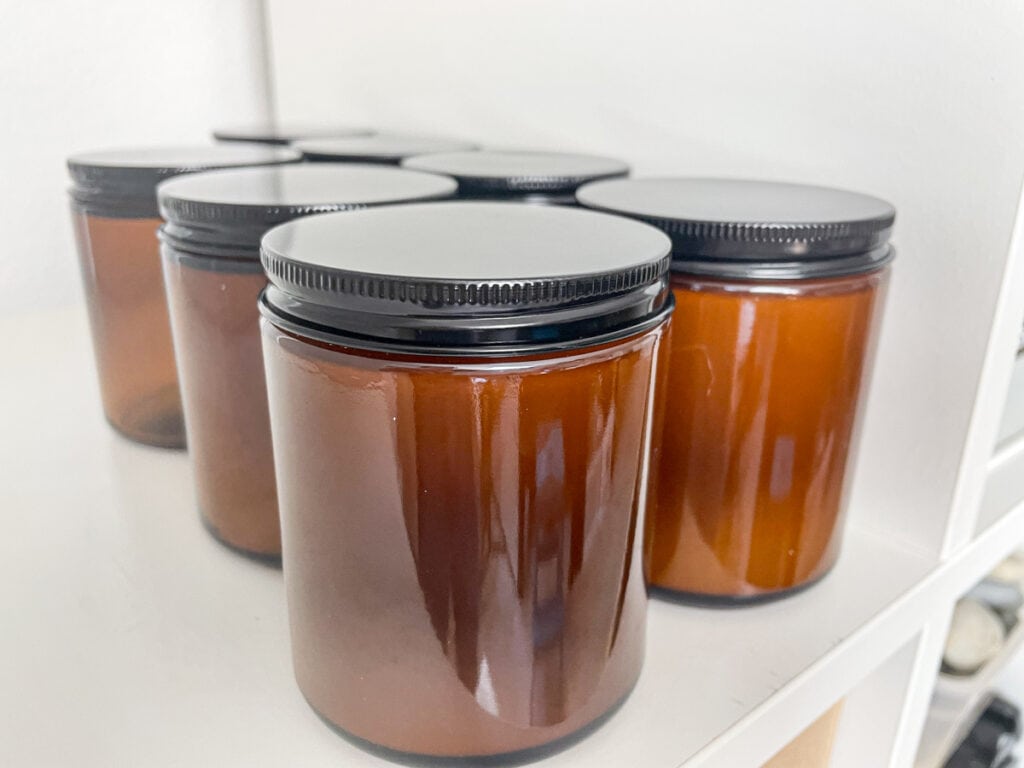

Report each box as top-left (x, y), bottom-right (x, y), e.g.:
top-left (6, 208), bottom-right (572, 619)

top-left (577, 178), bottom-right (895, 603)
top-left (211, 122), bottom-right (372, 145)
top-left (67, 145), bottom-right (298, 448)
top-left (157, 164), bottom-right (457, 560)
top-left (258, 202), bottom-right (672, 761)
top-left (294, 133), bottom-right (479, 165)
top-left (402, 150), bottom-right (628, 205)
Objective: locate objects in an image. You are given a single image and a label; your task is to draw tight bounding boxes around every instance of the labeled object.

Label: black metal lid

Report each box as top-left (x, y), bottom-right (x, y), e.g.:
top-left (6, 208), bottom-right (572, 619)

top-left (401, 151), bottom-right (629, 199)
top-left (259, 201), bottom-right (672, 355)
top-left (68, 145), bottom-right (299, 218)
top-left (158, 164), bottom-right (458, 261)
top-left (576, 178), bottom-right (896, 279)
top-left (295, 134), bottom-right (480, 164)
top-left (211, 122), bottom-right (373, 145)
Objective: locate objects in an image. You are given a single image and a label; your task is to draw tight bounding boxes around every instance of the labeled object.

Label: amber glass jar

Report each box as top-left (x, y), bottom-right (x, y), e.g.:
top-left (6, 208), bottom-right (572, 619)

top-left (402, 150), bottom-right (628, 205)
top-left (259, 203), bottom-right (671, 760)
top-left (212, 122), bottom-right (372, 145)
top-left (157, 165), bottom-right (456, 559)
top-left (67, 146), bottom-right (298, 447)
top-left (578, 178), bottom-right (895, 603)
top-left (295, 133), bottom-right (479, 164)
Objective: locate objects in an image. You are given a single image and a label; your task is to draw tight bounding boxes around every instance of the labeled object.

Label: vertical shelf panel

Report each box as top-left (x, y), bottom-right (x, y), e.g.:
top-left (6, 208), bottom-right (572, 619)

top-left (831, 633), bottom-right (932, 768)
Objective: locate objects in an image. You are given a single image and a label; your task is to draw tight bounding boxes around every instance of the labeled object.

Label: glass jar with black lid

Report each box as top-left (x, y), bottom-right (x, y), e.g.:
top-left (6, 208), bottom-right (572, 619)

top-left (157, 164), bottom-right (456, 559)
top-left (294, 133), bottom-right (479, 165)
top-left (211, 122), bottom-right (372, 145)
top-left (67, 145), bottom-right (299, 448)
top-left (259, 202), bottom-right (671, 760)
top-left (577, 177), bottom-right (895, 603)
top-left (401, 150), bottom-right (628, 205)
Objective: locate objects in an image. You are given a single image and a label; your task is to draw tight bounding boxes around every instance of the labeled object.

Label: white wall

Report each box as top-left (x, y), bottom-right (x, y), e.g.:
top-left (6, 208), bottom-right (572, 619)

top-left (266, 0), bottom-right (1024, 559)
top-left (0, 0), bottom-right (272, 313)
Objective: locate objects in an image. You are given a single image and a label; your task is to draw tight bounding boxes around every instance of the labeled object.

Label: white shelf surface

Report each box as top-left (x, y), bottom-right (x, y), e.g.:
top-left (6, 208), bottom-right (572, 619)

top-left (1, 306), bottom-right (1020, 768)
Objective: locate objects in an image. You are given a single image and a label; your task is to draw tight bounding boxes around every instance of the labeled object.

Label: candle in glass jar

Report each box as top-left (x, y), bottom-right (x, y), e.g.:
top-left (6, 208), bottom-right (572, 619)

top-left (578, 177), bottom-right (895, 603)
top-left (67, 145), bottom-right (298, 448)
top-left (259, 202), bottom-right (672, 758)
top-left (157, 164), bottom-right (457, 558)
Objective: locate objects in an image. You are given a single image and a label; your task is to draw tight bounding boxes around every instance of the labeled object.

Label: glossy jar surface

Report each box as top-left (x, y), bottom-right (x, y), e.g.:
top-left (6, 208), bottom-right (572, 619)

top-left (157, 164), bottom-right (457, 559)
top-left (576, 177), bottom-right (896, 603)
top-left (257, 202), bottom-right (672, 760)
top-left (162, 255), bottom-right (279, 556)
top-left (72, 211), bottom-right (183, 446)
top-left (645, 269), bottom-right (888, 600)
top-left (67, 145), bottom-right (298, 448)
top-left (261, 326), bottom-right (661, 758)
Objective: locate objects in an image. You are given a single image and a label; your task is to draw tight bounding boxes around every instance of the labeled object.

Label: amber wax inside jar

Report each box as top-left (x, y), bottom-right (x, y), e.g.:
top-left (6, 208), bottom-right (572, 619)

top-left (258, 202), bottom-right (672, 760)
top-left (157, 164), bottom-right (457, 559)
top-left (67, 145), bottom-right (298, 448)
top-left (578, 178), bottom-right (895, 603)
top-left (402, 150), bottom-right (628, 205)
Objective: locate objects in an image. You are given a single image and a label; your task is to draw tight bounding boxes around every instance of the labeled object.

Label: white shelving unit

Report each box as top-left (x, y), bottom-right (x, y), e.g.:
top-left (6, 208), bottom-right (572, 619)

top-left (5, 2), bottom-right (1024, 767)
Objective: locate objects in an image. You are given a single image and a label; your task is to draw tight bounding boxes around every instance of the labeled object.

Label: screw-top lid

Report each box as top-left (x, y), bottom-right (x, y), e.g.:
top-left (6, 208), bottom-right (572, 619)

top-left (158, 164), bottom-right (458, 261)
top-left (68, 145), bottom-right (300, 218)
top-left (295, 134), bottom-right (480, 164)
top-left (259, 201), bottom-right (672, 355)
top-left (576, 178), bottom-right (895, 280)
top-left (211, 122), bottom-right (373, 145)
top-left (401, 151), bottom-right (629, 200)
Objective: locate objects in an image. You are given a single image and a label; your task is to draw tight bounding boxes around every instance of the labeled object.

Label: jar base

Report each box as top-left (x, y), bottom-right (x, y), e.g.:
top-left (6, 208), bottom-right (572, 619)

top-left (104, 385), bottom-right (186, 449)
top-left (105, 412), bottom-right (185, 450)
top-left (648, 566), bottom-right (834, 608)
top-left (303, 680), bottom-right (638, 766)
top-left (199, 514), bottom-right (282, 568)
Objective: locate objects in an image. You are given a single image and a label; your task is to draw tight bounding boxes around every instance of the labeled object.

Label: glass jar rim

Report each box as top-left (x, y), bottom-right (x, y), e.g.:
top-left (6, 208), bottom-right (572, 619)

top-left (259, 201), bottom-right (673, 355)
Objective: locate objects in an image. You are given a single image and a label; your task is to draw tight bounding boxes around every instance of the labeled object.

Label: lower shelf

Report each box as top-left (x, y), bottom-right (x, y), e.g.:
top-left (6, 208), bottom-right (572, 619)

top-left (915, 617), bottom-right (1024, 767)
